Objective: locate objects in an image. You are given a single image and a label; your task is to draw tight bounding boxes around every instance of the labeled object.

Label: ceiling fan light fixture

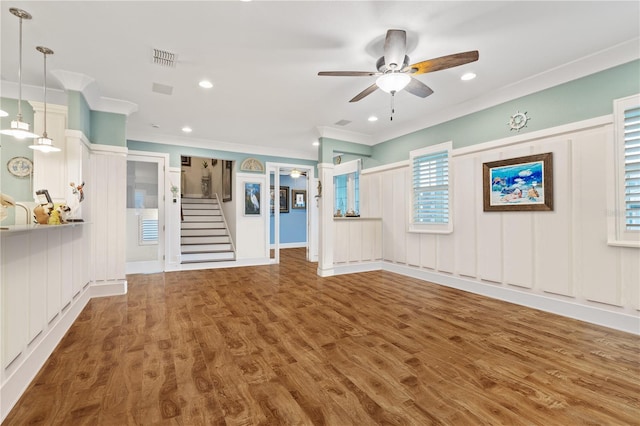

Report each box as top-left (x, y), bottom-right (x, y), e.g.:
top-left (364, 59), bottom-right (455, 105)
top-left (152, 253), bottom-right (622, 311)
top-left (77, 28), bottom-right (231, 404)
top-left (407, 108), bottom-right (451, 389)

top-left (376, 73), bottom-right (411, 94)
top-left (461, 72), bottom-right (476, 81)
top-left (1, 8), bottom-right (39, 140)
top-left (290, 169), bottom-right (301, 179)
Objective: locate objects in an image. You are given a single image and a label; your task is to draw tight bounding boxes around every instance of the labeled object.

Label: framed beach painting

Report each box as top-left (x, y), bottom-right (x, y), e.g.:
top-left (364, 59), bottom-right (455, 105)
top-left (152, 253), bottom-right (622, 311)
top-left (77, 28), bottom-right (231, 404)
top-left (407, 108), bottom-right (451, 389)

top-left (482, 153), bottom-right (553, 212)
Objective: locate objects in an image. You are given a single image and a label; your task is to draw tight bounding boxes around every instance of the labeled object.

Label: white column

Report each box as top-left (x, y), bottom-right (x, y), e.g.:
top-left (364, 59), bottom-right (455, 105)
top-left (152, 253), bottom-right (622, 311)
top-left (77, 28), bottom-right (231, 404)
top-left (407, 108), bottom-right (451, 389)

top-left (317, 163), bottom-right (334, 276)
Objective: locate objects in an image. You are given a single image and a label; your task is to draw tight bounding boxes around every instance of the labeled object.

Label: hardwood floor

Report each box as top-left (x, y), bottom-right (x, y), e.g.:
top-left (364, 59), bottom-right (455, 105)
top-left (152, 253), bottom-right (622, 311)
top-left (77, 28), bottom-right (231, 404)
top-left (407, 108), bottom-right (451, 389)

top-left (4, 248), bottom-right (639, 425)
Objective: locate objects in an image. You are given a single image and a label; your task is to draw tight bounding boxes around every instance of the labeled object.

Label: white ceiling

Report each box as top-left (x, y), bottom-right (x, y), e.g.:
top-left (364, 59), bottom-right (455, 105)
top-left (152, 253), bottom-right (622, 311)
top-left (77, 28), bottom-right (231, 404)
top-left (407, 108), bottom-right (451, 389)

top-left (1, 1), bottom-right (639, 160)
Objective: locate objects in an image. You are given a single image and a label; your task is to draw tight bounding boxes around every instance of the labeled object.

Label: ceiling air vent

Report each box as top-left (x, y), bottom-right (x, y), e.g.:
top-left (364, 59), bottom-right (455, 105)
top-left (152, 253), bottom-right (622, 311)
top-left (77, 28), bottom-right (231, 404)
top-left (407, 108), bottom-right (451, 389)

top-left (152, 48), bottom-right (176, 67)
top-left (152, 82), bottom-right (173, 95)
top-left (334, 119), bottom-right (351, 126)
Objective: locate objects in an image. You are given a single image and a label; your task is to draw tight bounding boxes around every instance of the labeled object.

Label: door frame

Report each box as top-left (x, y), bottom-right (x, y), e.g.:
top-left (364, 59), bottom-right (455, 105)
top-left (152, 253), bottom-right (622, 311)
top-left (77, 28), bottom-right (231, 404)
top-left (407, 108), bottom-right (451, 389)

top-left (125, 150), bottom-right (170, 274)
top-left (265, 162), bottom-right (317, 264)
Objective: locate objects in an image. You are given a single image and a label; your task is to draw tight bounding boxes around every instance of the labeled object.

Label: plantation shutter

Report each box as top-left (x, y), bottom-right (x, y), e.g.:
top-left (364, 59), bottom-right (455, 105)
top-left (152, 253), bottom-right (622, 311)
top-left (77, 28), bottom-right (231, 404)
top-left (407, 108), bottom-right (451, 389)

top-left (412, 150), bottom-right (449, 224)
top-left (624, 105), bottom-right (640, 230)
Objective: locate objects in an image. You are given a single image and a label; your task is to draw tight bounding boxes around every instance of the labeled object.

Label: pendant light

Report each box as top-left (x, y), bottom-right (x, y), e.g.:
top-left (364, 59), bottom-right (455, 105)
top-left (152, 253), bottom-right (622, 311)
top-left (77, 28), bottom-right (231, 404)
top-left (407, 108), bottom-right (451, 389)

top-left (0, 8), bottom-right (39, 139)
top-left (29, 46), bottom-right (60, 152)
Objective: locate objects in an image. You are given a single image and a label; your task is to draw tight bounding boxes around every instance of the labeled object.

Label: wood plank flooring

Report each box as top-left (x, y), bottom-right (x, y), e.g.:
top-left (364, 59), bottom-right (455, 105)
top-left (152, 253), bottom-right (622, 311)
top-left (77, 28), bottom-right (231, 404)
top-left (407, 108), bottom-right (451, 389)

top-left (4, 248), bottom-right (639, 425)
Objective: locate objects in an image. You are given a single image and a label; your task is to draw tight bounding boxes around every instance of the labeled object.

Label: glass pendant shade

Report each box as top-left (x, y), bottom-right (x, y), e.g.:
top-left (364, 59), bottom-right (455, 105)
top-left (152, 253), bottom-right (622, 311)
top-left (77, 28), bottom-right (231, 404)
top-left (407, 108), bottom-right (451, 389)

top-left (1, 8), bottom-right (38, 139)
top-left (1, 119), bottom-right (38, 139)
top-left (376, 73), bottom-right (411, 93)
top-left (29, 133), bottom-right (60, 152)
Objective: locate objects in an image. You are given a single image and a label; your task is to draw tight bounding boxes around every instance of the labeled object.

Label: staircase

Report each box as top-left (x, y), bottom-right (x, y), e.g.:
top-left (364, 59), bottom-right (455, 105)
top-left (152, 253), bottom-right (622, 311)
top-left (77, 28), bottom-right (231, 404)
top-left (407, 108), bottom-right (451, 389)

top-left (181, 196), bottom-right (235, 263)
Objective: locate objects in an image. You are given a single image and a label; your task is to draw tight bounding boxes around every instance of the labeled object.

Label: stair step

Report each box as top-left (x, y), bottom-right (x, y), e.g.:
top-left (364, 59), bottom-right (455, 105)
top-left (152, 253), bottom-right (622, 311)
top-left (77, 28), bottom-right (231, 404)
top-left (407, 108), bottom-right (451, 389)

top-left (181, 243), bottom-right (233, 252)
top-left (182, 209), bottom-right (222, 216)
top-left (181, 222), bottom-right (227, 229)
top-left (181, 236), bottom-right (230, 244)
top-left (181, 251), bottom-right (236, 263)
top-left (182, 215), bottom-right (223, 223)
top-left (181, 228), bottom-right (228, 237)
top-left (181, 198), bottom-right (217, 204)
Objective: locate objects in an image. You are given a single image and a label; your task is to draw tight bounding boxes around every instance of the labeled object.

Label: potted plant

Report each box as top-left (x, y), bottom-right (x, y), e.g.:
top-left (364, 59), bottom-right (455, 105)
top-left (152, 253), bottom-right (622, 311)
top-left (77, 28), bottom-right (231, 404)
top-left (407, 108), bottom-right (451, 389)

top-left (202, 160), bottom-right (209, 177)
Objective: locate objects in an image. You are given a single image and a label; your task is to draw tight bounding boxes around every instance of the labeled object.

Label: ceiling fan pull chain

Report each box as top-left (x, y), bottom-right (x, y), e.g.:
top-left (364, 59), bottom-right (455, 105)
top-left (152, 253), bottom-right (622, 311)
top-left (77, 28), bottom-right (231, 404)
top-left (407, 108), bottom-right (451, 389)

top-left (390, 91), bottom-right (396, 121)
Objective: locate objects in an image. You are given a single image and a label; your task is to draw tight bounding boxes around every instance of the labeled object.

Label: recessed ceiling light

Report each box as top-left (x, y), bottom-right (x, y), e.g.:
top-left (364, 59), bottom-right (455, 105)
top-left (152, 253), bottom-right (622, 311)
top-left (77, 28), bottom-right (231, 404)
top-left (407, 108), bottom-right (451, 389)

top-left (312, 140), bottom-right (320, 146)
top-left (461, 72), bottom-right (476, 81)
top-left (368, 115), bottom-right (378, 122)
top-left (182, 126), bottom-right (192, 133)
top-left (199, 80), bottom-right (213, 89)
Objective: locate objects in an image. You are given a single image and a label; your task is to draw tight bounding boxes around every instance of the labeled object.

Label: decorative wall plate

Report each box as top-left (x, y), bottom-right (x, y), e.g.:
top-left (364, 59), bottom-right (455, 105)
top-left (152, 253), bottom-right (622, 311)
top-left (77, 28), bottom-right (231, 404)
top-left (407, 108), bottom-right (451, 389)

top-left (509, 111), bottom-right (530, 132)
top-left (7, 156), bottom-right (33, 177)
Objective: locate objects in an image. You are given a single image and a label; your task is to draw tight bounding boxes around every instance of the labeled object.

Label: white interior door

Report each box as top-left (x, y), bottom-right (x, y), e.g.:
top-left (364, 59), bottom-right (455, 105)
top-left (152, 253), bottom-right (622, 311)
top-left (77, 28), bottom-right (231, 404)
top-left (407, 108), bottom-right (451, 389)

top-left (126, 154), bottom-right (165, 274)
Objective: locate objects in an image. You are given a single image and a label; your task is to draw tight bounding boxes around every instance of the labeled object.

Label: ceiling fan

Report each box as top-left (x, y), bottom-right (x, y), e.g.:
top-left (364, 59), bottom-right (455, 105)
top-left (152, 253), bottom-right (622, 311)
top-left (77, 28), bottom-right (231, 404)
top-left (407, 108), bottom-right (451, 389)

top-left (318, 29), bottom-right (479, 103)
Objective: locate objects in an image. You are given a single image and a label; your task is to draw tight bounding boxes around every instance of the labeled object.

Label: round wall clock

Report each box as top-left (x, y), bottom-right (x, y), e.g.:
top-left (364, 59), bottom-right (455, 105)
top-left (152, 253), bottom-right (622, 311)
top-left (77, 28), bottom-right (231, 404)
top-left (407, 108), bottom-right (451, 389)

top-left (7, 156), bottom-right (33, 178)
top-left (509, 111), bottom-right (530, 132)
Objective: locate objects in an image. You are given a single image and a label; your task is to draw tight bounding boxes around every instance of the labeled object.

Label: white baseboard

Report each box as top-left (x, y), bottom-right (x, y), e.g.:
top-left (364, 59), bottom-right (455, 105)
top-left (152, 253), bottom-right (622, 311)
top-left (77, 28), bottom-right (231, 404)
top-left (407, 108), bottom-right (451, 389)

top-left (332, 261), bottom-right (383, 276)
top-left (270, 242), bottom-right (307, 249)
top-left (383, 262), bottom-right (640, 335)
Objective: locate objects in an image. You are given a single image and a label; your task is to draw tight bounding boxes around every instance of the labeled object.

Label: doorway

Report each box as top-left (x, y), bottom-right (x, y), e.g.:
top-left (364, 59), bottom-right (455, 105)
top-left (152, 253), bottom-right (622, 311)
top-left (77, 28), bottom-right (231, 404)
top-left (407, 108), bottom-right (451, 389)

top-left (266, 163), bottom-right (316, 264)
top-left (125, 153), bottom-right (166, 274)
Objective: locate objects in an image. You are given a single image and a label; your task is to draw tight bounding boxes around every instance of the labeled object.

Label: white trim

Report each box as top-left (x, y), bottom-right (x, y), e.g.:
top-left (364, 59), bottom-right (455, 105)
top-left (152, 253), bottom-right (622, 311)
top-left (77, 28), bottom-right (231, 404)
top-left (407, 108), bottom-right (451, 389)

top-left (272, 242), bottom-right (307, 249)
top-left (328, 259), bottom-right (639, 335)
top-left (383, 262), bottom-right (639, 335)
top-left (361, 160), bottom-right (410, 175)
top-left (164, 257), bottom-right (271, 272)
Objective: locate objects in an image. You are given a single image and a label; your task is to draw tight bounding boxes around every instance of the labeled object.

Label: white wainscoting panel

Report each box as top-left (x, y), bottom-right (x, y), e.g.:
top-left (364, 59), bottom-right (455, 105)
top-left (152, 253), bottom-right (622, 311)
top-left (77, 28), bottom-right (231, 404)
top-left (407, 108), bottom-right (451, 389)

top-left (46, 229), bottom-right (62, 322)
top-left (347, 117), bottom-right (639, 333)
top-left (453, 155), bottom-right (477, 278)
top-left (572, 127), bottom-right (622, 306)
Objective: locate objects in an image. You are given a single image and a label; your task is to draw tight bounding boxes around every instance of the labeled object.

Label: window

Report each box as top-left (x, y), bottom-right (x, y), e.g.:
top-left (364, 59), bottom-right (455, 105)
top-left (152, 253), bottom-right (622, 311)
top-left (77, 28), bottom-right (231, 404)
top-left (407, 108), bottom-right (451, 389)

top-left (138, 210), bottom-right (159, 245)
top-left (333, 159), bottom-right (360, 216)
top-left (409, 141), bottom-right (452, 233)
top-left (612, 94), bottom-right (640, 247)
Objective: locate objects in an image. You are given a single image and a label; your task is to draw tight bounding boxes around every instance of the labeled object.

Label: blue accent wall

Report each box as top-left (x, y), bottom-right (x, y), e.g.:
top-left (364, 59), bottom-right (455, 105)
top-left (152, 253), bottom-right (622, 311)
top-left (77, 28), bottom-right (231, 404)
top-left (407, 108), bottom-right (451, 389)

top-left (270, 174), bottom-right (307, 244)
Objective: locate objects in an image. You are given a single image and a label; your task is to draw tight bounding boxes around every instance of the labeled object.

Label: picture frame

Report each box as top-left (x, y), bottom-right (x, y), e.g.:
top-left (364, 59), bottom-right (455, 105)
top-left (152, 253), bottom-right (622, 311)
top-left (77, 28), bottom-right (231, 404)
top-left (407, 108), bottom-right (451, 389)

top-left (483, 152), bottom-right (553, 212)
top-left (181, 156), bottom-right (191, 166)
top-left (244, 182), bottom-right (261, 215)
top-left (291, 189), bottom-right (306, 209)
top-left (279, 186), bottom-right (289, 213)
top-left (270, 185), bottom-right (289, 213)
top-left (222, 160), bottom-right (233, 202)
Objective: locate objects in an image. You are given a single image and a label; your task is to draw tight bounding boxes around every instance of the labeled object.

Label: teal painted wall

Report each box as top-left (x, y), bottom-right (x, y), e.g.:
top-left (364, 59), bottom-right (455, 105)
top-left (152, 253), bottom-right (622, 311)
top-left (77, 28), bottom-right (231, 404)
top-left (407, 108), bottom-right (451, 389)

top-left (127, 139), bottom-right (318, 171)
top-left (67, 91), bottom-right (91, 136)
top-left (371, 60), bottom-right (640, 165)
top-left (91, 111), bottom-right (126, 146)
top-left (318, 137), bottom-right (373, 166)
top-left (0, 98), bottom-right (36, 224)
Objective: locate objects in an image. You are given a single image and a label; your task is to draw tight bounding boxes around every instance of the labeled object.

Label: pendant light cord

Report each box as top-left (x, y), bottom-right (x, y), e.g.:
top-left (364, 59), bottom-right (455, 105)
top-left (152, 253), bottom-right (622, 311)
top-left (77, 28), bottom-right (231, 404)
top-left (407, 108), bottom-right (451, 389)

top-left (16, 15), bottom-right (24, 121)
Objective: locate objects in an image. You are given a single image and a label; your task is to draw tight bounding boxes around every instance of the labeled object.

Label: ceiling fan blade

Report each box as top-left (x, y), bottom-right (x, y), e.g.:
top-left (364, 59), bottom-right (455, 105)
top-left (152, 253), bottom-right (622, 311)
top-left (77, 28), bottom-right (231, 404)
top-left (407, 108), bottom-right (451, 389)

top-left (384, 29), bottom-right (407, 70)
top-left (318, 71), bottom-right (380, 77)
top-left (408, 50), bottom-right (479, 75)
top-left (405, 78), bottom-right (434, 98)
top-left (349, 83), bottom-right (379, 103)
